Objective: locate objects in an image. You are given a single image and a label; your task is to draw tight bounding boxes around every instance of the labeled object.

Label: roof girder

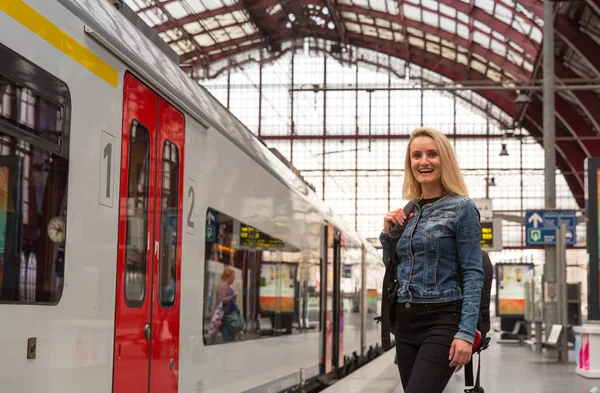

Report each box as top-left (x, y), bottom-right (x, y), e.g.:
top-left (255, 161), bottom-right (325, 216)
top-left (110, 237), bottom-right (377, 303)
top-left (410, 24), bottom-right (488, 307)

top-left (335, 3), bottom-right (531, 81)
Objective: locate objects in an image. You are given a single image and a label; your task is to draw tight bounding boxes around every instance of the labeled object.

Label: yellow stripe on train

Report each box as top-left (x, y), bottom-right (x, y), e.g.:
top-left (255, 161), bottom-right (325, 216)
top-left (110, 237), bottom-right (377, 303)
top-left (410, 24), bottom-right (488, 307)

top-left (0, 0), bottom-right (119, 88)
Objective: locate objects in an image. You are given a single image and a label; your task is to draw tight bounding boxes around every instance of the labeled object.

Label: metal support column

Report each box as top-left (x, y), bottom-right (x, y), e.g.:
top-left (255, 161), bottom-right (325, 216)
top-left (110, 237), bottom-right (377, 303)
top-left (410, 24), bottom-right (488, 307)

top-left (360, 245), bottom-right (367, 356)
top-left (355, 66), bottom-right (359, 231)
top-left (543, 0), bottom-right (558, 342)
top-left (322, 54), bottom-right (327, 200)
top-left (556, 224), bottom-right (569, 363)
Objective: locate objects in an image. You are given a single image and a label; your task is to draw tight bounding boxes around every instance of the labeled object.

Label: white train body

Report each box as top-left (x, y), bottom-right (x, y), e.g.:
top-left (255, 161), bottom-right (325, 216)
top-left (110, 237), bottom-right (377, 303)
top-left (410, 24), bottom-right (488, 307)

top-left (0, 1), bottom-right (385, 392)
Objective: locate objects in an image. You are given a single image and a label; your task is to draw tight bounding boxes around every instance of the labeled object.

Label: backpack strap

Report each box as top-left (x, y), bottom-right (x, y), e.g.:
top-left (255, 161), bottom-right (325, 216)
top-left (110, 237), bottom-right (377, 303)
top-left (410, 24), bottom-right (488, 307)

top-left (378, 200), bottom-right (417, 351)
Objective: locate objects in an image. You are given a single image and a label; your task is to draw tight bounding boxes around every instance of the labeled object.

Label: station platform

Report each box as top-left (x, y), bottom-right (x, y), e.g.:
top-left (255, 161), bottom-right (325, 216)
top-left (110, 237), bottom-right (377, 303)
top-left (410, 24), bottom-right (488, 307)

top-left (322, 336), bottom-right (600, 393)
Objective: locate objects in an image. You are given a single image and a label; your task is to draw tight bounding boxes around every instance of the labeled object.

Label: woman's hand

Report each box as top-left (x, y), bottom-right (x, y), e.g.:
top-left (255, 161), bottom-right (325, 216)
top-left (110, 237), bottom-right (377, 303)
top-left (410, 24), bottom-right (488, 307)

top-left (383, 208), bottom-right (413, 232)
top-left (448, 338), bottom-right (472, 367)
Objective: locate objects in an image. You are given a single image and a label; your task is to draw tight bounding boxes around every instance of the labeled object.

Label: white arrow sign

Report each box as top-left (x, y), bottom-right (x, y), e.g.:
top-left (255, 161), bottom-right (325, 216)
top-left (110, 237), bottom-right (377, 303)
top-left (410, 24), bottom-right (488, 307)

top-left (528, 212), bottom-right (543, 228)
top-left (206, 211), bottom-right (215, 225)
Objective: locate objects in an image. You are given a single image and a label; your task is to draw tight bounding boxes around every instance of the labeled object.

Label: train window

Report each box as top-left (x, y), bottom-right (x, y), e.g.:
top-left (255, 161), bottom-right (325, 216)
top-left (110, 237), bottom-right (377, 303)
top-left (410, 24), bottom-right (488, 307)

top-left (159, 141), bottom-right (179, 308)
top-left (124, 122), bottom-right (150, 307)
top-left (203, 207), bottom-right (321, 346)
top-left (0, 44), bottom-right (70, 157)
top-left (0, 44), bottom-right (70, 304)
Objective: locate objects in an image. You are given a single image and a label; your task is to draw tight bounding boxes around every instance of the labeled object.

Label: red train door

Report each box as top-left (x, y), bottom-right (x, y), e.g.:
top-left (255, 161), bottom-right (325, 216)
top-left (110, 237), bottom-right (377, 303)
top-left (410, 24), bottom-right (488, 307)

top-left (113, 73), bottom-right (184, 393)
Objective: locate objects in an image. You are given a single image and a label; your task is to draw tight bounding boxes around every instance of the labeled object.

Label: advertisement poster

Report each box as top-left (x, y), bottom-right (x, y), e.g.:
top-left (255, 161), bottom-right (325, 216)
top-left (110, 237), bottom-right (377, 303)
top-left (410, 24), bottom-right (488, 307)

top-left (259, 262), bottom-right (296, 313)
top-left (367, 289), bottom-right (378, 313)
top-left (496, 264), bottom-right (534, 316)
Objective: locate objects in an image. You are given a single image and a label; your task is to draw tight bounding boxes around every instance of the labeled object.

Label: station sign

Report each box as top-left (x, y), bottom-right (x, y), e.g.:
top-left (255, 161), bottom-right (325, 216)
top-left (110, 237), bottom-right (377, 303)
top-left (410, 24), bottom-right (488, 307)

top-left (525, 210), bottom-right (576, 246)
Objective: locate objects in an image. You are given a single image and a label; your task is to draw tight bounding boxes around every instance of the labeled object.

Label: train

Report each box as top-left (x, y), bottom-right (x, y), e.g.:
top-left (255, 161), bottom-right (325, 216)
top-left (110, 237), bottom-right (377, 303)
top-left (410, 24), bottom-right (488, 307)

top-left (0, 1), bottom-right (386, 392)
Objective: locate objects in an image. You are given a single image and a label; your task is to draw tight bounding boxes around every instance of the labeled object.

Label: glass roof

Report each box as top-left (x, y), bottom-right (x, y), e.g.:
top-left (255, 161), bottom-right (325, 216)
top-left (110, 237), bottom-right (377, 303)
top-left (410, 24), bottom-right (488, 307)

top-left (123, 0), bottom-right (543, 84)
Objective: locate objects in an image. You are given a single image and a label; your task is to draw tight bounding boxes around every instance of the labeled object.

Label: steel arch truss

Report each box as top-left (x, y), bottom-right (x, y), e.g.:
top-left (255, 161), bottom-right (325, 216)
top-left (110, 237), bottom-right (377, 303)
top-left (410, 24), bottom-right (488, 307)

top-left (126, 0), bottom-right (600, 207)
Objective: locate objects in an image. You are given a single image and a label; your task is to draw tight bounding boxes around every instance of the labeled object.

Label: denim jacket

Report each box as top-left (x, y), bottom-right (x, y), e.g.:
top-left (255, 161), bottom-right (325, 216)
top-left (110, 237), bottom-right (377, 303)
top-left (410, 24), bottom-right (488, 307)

top-left (379, 194), bottom-right (484, 344)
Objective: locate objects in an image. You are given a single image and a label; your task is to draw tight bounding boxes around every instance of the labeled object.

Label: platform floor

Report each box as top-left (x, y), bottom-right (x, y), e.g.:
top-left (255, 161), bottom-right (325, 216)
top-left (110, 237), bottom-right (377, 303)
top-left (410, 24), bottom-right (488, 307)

top-left (322, 337), bottom-right (600, 393)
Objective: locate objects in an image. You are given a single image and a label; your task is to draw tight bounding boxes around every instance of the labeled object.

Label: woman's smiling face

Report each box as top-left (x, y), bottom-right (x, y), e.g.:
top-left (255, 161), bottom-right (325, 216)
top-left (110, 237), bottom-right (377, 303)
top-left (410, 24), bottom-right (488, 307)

top-left (410, 136), bottom-right (442, 187)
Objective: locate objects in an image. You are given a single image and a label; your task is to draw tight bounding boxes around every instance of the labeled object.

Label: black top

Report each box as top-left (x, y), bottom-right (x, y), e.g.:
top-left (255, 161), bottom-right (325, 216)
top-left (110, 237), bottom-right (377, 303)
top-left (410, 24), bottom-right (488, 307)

top-left (417, 195), bottom-right (443, 208)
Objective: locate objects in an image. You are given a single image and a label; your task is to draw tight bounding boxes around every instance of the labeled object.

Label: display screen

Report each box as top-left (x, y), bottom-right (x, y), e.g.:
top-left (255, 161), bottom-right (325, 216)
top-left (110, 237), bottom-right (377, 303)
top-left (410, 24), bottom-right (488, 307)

top-left (240, 224), bottom-right (285, 249)
top-left (259, 262), bottom-right (296, 313)
top-left (480, 221), bottom-right (493, 249)
top-left (496, 264), bottom-right (534, 316)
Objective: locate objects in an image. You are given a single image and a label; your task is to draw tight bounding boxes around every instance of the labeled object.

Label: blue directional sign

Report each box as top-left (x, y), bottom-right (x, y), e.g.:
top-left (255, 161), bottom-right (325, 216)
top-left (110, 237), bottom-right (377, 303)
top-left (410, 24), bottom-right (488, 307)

top-left (206, 209), bottom-right (218, 243)
top-left (525, 210), bottom-right (576, 246)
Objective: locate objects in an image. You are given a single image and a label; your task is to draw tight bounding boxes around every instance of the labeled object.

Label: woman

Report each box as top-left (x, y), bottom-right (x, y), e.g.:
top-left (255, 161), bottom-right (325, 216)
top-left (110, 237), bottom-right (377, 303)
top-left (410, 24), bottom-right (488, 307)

top-left (380, 127), bottom-right (484, 393)
top-left (216, 267), bottom-right (240, 343)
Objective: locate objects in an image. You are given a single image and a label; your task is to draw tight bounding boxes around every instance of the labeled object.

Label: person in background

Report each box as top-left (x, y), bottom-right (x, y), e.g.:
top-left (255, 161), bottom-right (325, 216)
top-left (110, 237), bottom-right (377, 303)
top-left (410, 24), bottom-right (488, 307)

top-left (216, 267), bottom-right (239, 342)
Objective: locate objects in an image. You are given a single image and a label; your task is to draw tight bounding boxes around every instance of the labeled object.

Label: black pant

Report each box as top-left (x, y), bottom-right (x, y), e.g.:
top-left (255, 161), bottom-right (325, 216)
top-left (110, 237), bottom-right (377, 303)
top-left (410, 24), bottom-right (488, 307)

top-left (395, 300), bottom-right (462, 393)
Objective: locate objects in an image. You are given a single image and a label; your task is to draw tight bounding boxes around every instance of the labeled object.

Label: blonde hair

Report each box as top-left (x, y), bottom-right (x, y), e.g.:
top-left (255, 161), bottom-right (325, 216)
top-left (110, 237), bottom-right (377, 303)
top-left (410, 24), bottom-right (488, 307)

top-left (402, 127), bottom-right (468, 200)
top-left (221, 267), bottom-right (235, 281)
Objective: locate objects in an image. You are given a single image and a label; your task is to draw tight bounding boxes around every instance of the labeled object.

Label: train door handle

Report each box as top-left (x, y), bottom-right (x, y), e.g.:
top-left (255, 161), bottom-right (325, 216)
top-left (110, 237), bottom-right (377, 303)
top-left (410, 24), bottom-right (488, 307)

top-left (145, 324), bottom-right (151, 340)
top-left (170, 359), bottom-right (175, 373)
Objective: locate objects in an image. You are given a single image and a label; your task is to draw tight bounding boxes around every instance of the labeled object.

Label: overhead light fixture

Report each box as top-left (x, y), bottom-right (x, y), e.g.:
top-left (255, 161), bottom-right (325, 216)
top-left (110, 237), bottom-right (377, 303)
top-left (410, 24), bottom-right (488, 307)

top-left (499, 143), bottom-right (509, 156)
top-left (515, 93), bottom-right (532, 104)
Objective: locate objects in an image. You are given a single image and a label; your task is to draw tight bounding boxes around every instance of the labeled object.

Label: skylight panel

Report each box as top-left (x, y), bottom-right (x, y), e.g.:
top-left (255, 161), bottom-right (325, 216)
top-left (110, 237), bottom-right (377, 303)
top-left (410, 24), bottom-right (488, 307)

top-left (441, 47), bottom-right (457, 61)
top-left (475, 0), bottom-right (494, 15)
top-left (530, 27), bottom-right (542, 43)
top-left (473, 31), bottom-right (490, 48)
top-left (471, 59), bottom-right (487, 75)
top-left (226, 25), bottom-right (247, 39)
top-left (380, 30), bottom-right (393, 41)
top-left (352, 0), bottom-right (370, 8)
top-left (440, 16), bottom-right (456, 34)
top-left (422, 0), bottom-right (439, 12)
top-left (185, 0), bottom-right (209, 13)
top-left (487, 68), bottom-right (502, 82)
top-left (341, 12), bottom-right (358, 21)
top-left (183, 22), bottom-right (203, 35)
top-left (512, 15), bottom-right (532, 35)
top-left (357, 13), bottom-right (375, 25)
top-left (241, 22), bottom-right (257, 35)
top-left (490, 39), bottom-right (507, 56)
top-left (369, 0), bottom-right (388, 12)
top-left (425, 33), bottom-right (441, 43)
top-left (493, 3), bottom-right (513, 25)
top-left (439, 3), bottom-right (456, 18)
top-left (404, 4), bottom-right (422, 22)
top-left (164, 2), bottom-right (188, 19)
top-left (473, 19), bottom-right (491, 34)
top-left (204, 0), bottom-right (226, 10)
top-left (375, 18), bottom-right (391, 29)
top-left (406, 26), bottom-right (425, 37)
top-left (423, 10), bottom-right (440, 27)
top-left (457, 52), bottom-right (468, 65)
top-left (408, 36), bottom-right (425, 49)
top-left (426, 41), bottom-right (441, 55)
top-left (363, 25), bottom-right (378, 37)
top-left (456, 11), bottom-right (469, 24)
top-left (457, 24), bottom-right (469, 40)
top-left (194, 33), bottom-right (215, 46)
top-left (345, 22), bottom-right (361, 33)
top-left (200, 16), bottom-right (221, 30)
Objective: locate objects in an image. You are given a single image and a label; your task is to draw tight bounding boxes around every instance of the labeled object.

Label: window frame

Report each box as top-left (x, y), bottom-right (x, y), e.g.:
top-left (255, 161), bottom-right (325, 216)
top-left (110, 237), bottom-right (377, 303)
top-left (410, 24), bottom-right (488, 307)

top-left (0, 43), bottom-right (71, 306)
